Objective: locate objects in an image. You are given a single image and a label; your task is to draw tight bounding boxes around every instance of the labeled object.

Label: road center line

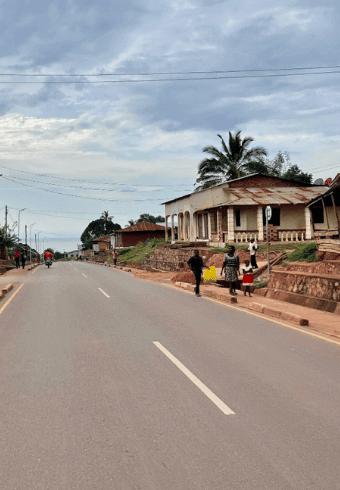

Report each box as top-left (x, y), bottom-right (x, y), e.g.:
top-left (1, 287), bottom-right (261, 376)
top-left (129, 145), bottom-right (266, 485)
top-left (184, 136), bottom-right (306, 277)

top-left (98, 288), bottom-right (110, 298)
top-left (82, 274), bottom-right (87, 278)
top-left (153, 341), bottom-right (235, 415)
top-left (0, 284), bottom-right (25, 316)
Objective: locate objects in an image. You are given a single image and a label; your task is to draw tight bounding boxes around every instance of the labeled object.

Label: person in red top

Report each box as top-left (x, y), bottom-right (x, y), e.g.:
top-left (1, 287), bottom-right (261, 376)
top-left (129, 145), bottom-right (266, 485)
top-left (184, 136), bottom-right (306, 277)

top-left (14, 250), bottom-right (21, 269)
top-left (44, 250), bottom-right (52, 264)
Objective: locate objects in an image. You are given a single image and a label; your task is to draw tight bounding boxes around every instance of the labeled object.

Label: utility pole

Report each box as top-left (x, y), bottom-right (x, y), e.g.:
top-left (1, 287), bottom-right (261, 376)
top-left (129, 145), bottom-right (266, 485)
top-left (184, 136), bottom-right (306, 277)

top-left (18, 208), bottom-right (27, 243)
top-left (30, 223), bottom-right (36, 263)
top-left (25, 225), bottom-right (28, 255)
top-left (5, 206), bottom-right (8, 235)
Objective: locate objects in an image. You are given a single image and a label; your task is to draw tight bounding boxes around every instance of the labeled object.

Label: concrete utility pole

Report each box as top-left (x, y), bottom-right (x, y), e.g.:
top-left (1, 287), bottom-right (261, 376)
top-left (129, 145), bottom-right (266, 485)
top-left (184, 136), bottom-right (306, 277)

top-left (25, 225), bottom-right (28, 255)
top-left (5, 206), bottom-right (8, 235)
top-left (30, 223), bottom-right (36, 262)
top-left (18, 208), bottom-right (27, 243)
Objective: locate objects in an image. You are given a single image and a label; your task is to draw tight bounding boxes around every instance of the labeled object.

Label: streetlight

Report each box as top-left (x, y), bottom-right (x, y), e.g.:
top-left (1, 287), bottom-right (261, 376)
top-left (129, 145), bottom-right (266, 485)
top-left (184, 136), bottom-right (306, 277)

top-left (18, 208), bottom-right (27, 243)
top-left (30, 223), bottom-right (36, 262)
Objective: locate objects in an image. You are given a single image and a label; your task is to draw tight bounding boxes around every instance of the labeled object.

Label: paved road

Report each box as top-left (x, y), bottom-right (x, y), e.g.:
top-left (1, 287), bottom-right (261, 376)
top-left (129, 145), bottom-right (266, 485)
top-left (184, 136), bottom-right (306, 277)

top-left (1, 261), bottom-right (340, 489)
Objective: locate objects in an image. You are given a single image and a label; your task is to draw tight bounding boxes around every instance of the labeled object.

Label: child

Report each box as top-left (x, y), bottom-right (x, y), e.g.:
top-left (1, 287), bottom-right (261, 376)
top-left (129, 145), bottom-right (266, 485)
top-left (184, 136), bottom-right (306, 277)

top-left (242, 259), bottom-right (254, 296)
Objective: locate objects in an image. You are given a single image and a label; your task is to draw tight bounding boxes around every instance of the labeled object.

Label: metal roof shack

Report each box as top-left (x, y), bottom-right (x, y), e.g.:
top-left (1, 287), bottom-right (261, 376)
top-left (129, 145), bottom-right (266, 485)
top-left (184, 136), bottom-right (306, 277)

top-left (120, 222), bottom-right (167, 232)
top-left (112, 221), bottom-right (169, 248)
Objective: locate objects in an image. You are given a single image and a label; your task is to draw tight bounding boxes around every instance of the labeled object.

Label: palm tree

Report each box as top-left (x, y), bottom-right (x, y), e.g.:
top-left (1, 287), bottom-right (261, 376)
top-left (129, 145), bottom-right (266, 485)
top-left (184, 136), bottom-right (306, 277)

top-left (194, 131), bottom-right (268, 191)
top-left (101, 210), bottom-right (113, 222)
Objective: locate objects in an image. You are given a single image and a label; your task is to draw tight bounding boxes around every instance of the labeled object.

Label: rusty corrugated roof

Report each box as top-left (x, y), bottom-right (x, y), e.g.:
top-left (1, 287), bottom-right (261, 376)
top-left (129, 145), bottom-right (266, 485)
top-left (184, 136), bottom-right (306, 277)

top-left (120, 221), bottom-right (168, 233)
top-left (213, 185), bottom-right (326, 207)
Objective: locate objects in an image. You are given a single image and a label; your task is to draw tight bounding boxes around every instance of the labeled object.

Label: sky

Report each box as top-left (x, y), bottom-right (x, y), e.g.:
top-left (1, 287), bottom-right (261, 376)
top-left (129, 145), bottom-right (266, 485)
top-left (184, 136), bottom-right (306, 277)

top-left (0, 0), bottom-right (339, 253)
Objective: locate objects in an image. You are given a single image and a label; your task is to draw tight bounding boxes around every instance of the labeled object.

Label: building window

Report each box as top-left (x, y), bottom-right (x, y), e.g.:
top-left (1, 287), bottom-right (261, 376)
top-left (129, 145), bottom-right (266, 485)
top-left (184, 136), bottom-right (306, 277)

top-left (211, 211), bottom-right (217, 233)
top-left (235, 209), bottom-right (241, 227)
top-left (263, 208), bottom-right (280, 226)
top-left (311, 204), bottom-right (324, 224)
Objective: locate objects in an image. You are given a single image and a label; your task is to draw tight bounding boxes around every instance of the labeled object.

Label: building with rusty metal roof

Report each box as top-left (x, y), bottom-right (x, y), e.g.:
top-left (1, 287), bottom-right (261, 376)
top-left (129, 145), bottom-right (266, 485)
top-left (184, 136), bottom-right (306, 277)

top-left (162, 174), bottom-right (327, 245)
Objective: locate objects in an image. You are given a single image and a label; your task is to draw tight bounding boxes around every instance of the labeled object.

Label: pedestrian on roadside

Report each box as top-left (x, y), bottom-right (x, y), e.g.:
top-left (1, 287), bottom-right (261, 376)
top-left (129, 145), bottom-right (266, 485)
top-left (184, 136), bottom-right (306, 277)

top-left (242, 259), bottom-right (254, 297)
top-left (14, 249), bottom-right (21, 269)
top-left (113, 249), bottom-right (118, 266)
top-left (221, 245), bottom-right (240, 296)
top-left (248, 238), bottom-right (259, 269)
top-left (21, 251), bottom-right (27, 269)
top-left (188, 249), bottom-right (204, 297)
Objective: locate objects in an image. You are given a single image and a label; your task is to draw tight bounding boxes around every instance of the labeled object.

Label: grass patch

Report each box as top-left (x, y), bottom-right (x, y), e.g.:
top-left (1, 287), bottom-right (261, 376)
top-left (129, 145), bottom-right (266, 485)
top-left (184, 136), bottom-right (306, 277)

top-left (286, 242), bottom-right (318, 262)
top-left (254, 280), bottom-right (268, 289)
top-left (118, 238), bottom-right (166, 263)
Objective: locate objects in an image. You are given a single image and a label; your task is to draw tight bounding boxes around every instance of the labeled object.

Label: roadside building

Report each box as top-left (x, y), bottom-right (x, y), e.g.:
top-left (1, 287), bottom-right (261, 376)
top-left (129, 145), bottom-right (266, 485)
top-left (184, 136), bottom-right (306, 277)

top-left (162, 174), bottom-right (326, 245)
top-left (110, 221), bottom-right (170, 248)
top-left (307, 173), bottom-right (340, 239)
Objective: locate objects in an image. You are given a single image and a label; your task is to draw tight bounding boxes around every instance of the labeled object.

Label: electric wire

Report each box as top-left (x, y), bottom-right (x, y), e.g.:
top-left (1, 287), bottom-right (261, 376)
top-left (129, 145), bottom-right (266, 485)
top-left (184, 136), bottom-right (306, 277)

top-left (1, 64), bottom-right (340, 76)
top-left (0, 175), bottom-right (174, 202)
top-left (1, 71), bottom-right (340, 83)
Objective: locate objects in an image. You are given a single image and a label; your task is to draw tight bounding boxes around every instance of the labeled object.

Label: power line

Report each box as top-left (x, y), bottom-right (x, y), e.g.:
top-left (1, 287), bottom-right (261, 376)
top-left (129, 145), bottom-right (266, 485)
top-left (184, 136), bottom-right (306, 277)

top-left (0, 175), bottom-right (174, 202)
top-left (1, 65), bottom-right (340, 76)
top-left (0, 164), bottom-right (191, 187)
top-left (1, 71), bottom-right (340, 84)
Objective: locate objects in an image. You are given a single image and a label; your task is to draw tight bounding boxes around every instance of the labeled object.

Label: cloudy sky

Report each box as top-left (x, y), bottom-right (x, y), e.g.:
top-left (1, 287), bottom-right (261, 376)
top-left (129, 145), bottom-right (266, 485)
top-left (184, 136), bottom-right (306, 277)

top-left (0, 0), bottom-right (339, 253)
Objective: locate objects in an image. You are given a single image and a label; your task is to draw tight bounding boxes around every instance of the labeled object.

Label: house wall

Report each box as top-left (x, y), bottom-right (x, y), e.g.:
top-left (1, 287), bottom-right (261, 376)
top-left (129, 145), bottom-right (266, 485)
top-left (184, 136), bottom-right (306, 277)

top-left (121, 230), bottom-right (165, 247)
top-left (279, 205), bottom-right (305, 229)
top-left (314, 205), bottom-right (340, 231)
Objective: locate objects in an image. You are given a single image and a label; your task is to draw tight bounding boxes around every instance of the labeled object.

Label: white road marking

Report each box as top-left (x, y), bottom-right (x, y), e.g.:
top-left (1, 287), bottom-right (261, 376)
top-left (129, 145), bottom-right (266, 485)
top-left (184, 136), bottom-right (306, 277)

top-left (82, 274), bottom-right (87, 277)
top-left (98, 288), bottom-right (110, 298)
top-left (153, 341), bottom-right (235, 415)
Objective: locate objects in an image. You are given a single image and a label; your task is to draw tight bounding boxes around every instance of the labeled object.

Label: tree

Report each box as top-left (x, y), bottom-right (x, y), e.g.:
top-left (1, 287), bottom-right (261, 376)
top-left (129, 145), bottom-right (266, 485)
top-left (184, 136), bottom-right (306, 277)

top-left (137, 214), bottom-right (165, 224)
top-left (195, 131), bottom-right (268, 191)
top-left (0, 226), bottom-right (18, 259)
top-left (81, 212), bottom-right (121, 250)
top-left (54, 251), bottom-right (64, 260)
top-left (127, 219), bottom-right (137, 226)
top-left (260, 151), bottom-right (313, 184)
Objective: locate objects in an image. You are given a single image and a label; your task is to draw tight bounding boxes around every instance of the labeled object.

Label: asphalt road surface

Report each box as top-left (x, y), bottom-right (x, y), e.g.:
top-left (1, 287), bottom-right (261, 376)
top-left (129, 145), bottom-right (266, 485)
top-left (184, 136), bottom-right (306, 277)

top-left (0, 261), bottom-right (340, 489)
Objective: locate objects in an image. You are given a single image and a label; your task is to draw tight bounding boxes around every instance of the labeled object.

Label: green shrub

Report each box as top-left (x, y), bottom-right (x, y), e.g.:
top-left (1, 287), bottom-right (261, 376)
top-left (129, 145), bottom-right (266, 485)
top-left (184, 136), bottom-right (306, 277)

top-left (286, 242), bottom-right (318, 262)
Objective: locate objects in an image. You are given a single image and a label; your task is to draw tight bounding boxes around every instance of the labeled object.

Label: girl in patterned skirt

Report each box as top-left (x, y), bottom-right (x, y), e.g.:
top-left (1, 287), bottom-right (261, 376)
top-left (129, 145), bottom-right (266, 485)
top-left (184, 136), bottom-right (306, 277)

top-left (242, 259), bottom-right (254, 296)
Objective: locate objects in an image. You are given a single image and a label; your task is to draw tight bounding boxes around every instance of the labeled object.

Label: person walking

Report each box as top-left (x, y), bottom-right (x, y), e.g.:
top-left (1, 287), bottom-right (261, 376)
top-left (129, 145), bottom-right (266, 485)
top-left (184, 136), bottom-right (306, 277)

top-left (21, 251), bottom-right (27, 269)
top-left (188, 249), bottom-right (204, 297)
top-left (221, 245), bottom-right (240, 296)
top-left (248, 238), bottom-right (259, 269)
top-left (113, 249), bottom-right (118, 266)
top-left (14, 249), bottom-right (21, 269)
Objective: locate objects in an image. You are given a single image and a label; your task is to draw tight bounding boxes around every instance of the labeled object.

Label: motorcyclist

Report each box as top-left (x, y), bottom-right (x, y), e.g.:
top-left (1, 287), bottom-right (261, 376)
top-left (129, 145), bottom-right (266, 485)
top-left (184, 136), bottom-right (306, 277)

top-left (44, 250), bottom-right (53, 265)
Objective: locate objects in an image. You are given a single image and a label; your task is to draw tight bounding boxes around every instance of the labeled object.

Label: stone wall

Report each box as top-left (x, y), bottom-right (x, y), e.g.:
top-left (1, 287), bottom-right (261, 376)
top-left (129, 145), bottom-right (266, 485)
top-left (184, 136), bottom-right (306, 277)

top-left (268, 269), bottom-right (340, 303)
top-left (141, 245), bottom-right (216, 272)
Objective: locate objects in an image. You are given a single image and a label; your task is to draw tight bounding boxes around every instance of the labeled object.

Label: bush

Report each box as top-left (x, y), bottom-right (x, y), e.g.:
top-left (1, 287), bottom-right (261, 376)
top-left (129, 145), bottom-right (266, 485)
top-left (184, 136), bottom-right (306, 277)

top-left (286, 242), bottom-right (318, 262)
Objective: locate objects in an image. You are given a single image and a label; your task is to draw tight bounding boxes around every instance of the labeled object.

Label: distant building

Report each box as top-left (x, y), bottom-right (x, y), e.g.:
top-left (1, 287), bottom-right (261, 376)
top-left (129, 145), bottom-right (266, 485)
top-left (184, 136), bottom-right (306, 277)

top-left (110, 221), bottom-right (170, 248)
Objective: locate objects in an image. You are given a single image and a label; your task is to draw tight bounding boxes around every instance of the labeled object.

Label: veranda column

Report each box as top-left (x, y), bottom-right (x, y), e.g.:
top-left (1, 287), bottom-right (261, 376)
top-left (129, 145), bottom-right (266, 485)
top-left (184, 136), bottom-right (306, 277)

top-left (189, 212), bottom-right (195, 241)
top-left (227, 207), bottom-right (235, 242)
top-left (217, 209), bottom-right (222, 242)
top-left (257, 206), bottom-right (264, 241)
top-left (165, 216), bottom-right (169, 241)
top-left (207, 212), bottom-right (212, 241)
top-left (171, 214), bottom-right (175, 242)
top-left (305, 207), bottom-right (313, 239)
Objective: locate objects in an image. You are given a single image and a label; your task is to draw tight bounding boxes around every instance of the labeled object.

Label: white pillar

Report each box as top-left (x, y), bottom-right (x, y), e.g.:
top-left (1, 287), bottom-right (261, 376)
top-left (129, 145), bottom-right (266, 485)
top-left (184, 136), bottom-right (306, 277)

top-left (257, 206), bottom-right (264, 241)
top-left (217, 209), bottom-right (222, 242)
top-left (189, 213), bottom-right (195, 241)
top-left (305, 207), bottom-right (313, 240)
top-left (165, 216), bottom-right (169, 241)
top-left (171, 215), bottom-right (175, 242)
top-left (227, 207), bottom-right (235, 242)
top-left (207, 212), bottom-right (212, 241)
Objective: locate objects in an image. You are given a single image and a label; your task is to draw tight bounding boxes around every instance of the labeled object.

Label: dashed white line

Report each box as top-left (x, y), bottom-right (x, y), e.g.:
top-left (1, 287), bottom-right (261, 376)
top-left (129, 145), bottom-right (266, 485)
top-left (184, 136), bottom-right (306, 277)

top-left (82, 274), bottom-right (87, 277)
top-left (98, 288), bottom-right (110, 298)
top-left (153, 341), bottom-right (235, 415)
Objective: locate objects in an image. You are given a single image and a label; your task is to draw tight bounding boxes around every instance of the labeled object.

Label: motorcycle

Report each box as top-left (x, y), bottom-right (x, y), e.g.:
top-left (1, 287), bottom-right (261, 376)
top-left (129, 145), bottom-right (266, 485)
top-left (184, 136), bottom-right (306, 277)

top-left (45, 258), bottom-right (52, 268)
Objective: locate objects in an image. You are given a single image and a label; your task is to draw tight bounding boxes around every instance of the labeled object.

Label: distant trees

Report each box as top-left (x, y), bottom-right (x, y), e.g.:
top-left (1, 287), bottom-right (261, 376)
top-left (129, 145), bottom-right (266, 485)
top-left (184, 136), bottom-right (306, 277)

top-left (80, 211), bottom-right (121, 250)
top-left (0, 226), bottom-right (18, 259)
top-left (127, 214), bottom-right (165, 227)
top-left (195, 133), bottom-right (313, 190)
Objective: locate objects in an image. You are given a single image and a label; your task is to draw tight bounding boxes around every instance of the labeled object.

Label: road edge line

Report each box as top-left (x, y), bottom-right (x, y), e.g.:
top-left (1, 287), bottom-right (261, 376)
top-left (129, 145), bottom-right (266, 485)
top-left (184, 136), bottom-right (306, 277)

top-left (0, 284), bottom-right (24, 315)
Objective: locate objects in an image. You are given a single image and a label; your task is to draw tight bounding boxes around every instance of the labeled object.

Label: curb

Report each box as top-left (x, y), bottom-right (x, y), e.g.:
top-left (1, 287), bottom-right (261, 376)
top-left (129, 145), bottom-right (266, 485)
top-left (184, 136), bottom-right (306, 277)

top-left (0, 283), bottom-right (13, 302)
top-left (175, 282), bottom-right (238, 304)
top-left (248, 302), bottom-right (309, 326)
